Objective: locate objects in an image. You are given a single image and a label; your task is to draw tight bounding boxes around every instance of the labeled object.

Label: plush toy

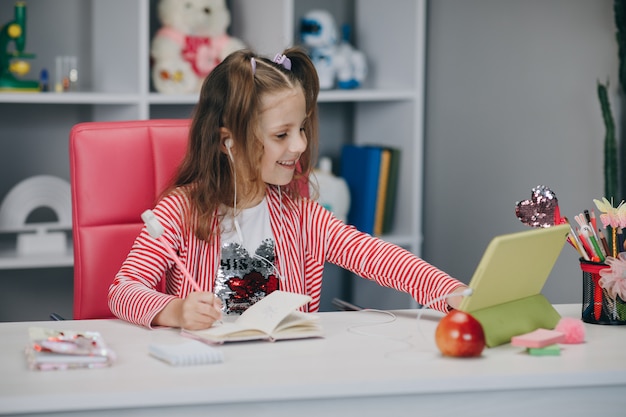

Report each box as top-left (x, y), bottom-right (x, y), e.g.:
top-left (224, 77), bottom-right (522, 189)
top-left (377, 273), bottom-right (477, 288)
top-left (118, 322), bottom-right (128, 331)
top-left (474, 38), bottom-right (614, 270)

top-left (300, 9), bottom-right (367, 90)
top-left (151, 0), bottom-right (245, 94)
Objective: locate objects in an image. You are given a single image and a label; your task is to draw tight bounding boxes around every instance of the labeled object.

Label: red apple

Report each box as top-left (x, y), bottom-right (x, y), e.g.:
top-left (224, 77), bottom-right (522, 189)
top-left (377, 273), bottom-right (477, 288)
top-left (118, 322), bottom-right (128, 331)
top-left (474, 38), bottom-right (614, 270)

top-left (435, 310), bottom-right (486, 357)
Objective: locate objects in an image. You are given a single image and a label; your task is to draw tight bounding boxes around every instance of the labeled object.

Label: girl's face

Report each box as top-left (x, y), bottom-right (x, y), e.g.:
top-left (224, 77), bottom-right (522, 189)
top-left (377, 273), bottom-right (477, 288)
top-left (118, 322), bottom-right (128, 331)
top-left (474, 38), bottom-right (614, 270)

top-left (258, 87), bottom-right (308, 186)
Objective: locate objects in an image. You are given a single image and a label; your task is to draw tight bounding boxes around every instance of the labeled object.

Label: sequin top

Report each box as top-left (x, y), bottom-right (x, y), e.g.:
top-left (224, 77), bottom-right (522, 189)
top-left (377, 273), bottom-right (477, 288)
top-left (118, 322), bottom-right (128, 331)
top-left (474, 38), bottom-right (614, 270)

top-left (109, 186), bottom-right (463, 328)
top-left (215, 198), bottom-right (278, 315)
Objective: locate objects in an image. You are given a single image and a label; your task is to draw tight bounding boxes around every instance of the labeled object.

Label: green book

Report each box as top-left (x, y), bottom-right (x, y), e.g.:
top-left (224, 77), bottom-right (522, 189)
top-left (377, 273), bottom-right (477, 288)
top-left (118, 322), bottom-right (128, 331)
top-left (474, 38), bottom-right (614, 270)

top-left (382, 147), bottom-right (400, 234)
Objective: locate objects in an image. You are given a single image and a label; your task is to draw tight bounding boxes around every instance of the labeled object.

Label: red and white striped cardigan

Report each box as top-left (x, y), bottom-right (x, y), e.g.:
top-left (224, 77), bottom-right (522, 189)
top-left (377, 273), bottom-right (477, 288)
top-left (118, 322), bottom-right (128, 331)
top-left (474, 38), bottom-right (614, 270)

top-left (109, 186), bottom-right (463, 328)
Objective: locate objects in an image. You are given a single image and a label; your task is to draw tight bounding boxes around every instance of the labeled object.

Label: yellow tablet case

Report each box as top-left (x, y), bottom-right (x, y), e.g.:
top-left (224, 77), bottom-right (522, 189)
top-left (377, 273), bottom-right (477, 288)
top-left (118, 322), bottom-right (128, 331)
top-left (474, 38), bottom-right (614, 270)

top-left (458, 224), bottom-right (570, 347)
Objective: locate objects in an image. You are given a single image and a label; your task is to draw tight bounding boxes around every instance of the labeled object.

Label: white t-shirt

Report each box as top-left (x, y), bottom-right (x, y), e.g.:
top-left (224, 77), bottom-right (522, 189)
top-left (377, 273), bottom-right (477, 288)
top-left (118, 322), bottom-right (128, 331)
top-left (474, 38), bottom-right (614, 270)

top-left (214, 197), bottom-right (279, 315)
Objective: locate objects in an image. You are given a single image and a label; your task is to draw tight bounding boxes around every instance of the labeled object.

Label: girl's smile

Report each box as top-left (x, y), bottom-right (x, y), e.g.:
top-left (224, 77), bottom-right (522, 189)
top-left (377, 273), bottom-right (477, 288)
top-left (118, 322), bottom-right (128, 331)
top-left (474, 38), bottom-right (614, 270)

top-left (258, 87), bottom-right (307, 186)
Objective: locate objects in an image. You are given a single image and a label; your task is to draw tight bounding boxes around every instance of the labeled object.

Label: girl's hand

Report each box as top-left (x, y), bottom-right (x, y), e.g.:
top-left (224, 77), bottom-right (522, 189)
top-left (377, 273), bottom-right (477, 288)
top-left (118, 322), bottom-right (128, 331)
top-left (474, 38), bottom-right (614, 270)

top-left (446, 286), bottom-right (471, 310)
top-left (178, 292), bottom-right (223, 330)
top-left (153, 292), bottom-right (223, 330)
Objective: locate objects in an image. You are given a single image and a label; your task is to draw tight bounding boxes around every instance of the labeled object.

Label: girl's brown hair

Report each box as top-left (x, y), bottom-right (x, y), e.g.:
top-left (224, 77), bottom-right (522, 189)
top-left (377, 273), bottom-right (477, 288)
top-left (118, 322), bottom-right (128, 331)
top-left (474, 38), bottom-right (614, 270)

top-left (165, 47), bottom-right (320, 241)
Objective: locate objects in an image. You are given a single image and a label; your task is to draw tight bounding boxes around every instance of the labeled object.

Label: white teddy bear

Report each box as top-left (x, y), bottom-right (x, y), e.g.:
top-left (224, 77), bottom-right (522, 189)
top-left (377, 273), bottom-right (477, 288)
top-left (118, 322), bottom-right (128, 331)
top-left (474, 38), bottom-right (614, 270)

top-left (151, 0), bottom-right (246, 94)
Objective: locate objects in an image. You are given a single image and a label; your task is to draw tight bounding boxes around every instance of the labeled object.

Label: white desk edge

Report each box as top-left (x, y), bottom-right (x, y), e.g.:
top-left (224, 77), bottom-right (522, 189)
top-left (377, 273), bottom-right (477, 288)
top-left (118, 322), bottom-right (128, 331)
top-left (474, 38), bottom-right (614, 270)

top-left (1, 304), bottom-right (625, 416)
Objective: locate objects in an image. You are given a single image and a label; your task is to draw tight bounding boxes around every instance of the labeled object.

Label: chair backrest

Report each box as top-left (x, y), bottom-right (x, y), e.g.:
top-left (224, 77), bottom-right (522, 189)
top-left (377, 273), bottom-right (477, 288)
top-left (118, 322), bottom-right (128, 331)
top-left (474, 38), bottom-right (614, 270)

top-left (70, 119), bottom-right (190, 319)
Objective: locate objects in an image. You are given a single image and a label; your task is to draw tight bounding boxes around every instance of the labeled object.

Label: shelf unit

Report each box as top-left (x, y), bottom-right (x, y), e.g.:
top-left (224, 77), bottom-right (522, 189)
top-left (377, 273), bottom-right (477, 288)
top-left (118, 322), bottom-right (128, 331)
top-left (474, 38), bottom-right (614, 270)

top-left (0, 0), bottom-right (426, 308)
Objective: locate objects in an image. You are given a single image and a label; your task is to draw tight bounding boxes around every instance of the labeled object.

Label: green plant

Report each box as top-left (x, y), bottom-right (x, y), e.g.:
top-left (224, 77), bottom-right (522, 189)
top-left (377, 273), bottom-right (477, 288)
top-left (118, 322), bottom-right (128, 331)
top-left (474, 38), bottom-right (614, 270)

top-left (615, 0), bottom-right (626, 200)
top-left (599, 80), bottom-right (618, 201)
top-left (615, 0), bottom-right (625, 90)
top-left (601, 1), bottom-right (624, 202)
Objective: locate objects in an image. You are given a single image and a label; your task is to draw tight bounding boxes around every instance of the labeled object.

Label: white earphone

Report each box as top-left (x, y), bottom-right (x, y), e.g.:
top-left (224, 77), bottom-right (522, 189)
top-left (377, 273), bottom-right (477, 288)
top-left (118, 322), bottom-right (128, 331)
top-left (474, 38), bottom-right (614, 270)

top-left (415, 287), bottom-right (474, 342)
top-left (224, 137), bottom-right (243, 242)
top-left (420, 287), bottom-right (473, 311)
top-left (225, 138), bottom-right (234, 162)
top-left (223, 137), bottom-right (286, 283)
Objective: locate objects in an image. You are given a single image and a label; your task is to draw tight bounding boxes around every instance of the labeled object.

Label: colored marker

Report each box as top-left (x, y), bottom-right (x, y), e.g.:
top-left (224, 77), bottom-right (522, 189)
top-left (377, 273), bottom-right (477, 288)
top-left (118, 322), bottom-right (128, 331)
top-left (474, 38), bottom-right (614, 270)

top-left (564, 217), bottom-right (589, 261)
top-left (598, 228), bottom-right (611, 256)
top-left (583, 227), bottom-right (605, 263)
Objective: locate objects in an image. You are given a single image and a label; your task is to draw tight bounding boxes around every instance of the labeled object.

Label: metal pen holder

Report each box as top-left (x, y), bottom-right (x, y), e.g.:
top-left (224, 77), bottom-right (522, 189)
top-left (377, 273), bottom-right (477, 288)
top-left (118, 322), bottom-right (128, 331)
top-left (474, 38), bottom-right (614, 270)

top-left (580, 260), bottom-right (626, 325)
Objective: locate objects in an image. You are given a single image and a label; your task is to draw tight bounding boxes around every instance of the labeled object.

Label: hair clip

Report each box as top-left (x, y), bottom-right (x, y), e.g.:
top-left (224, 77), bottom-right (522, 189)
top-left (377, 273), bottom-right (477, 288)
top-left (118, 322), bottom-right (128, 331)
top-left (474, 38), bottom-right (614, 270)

top-left (272, 53), bottom-right (291, 70)
top-left (250, 57), bottom-right (256, 75)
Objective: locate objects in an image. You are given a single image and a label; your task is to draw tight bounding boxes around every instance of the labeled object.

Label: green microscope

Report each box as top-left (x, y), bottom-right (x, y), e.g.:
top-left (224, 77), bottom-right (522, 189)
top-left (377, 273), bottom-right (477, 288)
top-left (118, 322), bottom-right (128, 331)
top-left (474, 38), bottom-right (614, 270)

top-left (0, 2), bottom-right (40, 92)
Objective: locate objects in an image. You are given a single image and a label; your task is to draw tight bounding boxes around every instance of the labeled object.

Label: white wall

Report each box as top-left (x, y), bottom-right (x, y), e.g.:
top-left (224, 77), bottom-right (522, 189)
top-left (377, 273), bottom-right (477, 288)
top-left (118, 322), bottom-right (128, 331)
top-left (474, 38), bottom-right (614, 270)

top-left (423, 0), bottom-right (619, 304)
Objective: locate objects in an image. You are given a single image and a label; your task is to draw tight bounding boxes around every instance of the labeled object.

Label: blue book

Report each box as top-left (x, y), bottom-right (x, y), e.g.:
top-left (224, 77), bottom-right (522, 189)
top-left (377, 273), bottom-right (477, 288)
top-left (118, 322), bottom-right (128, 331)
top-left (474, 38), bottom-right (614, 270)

top-left (340, 145), bottom-right (383, 234)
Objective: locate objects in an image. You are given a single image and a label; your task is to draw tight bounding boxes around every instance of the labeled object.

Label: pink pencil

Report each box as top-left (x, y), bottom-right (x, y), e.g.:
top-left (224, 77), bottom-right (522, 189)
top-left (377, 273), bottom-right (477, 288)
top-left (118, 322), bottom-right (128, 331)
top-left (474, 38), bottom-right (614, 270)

top-left (141, 210), bottom-right (202, 292)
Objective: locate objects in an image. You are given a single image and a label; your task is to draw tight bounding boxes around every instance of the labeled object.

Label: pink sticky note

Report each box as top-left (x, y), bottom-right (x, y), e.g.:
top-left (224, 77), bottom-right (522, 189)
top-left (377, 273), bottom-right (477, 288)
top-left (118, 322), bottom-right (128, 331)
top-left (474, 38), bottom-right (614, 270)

top-left (510, 328), bottom-right (566, 348)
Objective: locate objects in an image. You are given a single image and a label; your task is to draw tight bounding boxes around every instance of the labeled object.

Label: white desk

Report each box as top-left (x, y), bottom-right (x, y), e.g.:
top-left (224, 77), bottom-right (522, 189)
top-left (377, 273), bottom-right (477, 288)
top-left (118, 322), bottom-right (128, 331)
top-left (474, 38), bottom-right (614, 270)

top-left (1, 304), bottom-right (625, 416)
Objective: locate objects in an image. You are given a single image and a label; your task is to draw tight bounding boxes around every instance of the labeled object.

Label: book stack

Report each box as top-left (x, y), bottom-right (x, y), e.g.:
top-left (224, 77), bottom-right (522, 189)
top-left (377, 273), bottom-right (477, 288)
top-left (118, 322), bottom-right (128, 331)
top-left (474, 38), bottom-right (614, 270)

top-left (340, 144), bottom-right (400, 236)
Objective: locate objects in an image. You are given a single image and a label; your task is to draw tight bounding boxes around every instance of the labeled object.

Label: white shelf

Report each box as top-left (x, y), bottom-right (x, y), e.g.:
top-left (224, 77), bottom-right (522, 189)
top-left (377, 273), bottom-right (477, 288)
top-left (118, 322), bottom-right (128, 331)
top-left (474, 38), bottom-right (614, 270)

top-left (0, 88), bottom-right (415, 107)
top-left (0, 0), bottom-right (426, 280)
top-left (148, 93), bottom-right (199, 105)
top-left (0, 240), bottom-right (73, 270)
top-left (319, 89), bottom-right (416, 102)
top-left (0, 92), bottom-right (142, 105)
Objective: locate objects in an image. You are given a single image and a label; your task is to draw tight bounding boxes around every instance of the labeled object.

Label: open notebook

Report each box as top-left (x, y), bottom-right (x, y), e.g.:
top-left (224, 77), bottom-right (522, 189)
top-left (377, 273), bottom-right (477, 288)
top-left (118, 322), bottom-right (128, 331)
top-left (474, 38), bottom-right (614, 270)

top-left (457, 224), bottom-right (570, 347)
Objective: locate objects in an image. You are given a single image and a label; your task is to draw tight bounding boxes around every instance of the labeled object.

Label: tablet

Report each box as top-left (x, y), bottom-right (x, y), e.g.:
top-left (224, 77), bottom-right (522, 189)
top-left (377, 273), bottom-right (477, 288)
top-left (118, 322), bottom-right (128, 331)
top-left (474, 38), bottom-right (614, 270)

top-left (458, 224), bottom-right (570, 313)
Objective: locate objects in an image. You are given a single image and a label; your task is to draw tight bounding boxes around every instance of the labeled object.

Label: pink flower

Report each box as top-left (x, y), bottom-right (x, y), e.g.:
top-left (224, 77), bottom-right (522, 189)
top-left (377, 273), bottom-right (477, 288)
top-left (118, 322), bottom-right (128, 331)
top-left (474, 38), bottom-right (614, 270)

top-left (599, 253), bottom-right (626, 300)
top-left (594, 197), bottom-right (624, 228)
top-left (619, 205), bottom-right (626, 228)
top-left (555, 317), bottom-right (585, 344)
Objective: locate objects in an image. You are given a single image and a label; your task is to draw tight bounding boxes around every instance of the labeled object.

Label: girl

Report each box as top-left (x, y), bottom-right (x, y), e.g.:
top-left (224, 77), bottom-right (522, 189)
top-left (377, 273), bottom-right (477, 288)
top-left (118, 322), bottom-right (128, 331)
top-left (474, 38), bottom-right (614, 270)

top-left (109, 48), bottom-right (469, 330)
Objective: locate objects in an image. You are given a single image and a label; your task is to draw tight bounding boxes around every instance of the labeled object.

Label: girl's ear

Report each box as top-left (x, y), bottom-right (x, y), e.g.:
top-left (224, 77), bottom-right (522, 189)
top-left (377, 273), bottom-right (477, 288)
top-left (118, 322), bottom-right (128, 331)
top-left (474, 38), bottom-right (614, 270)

top-left (220, 127), bottom-right (235, 161)
top-left (220, 127), bottom-right (232, 150)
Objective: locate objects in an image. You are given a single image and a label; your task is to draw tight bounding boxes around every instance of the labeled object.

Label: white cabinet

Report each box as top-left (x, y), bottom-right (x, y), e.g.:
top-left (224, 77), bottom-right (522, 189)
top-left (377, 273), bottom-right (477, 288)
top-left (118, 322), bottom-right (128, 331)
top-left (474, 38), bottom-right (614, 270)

top-left (0, 0), bottom-right (426, 308)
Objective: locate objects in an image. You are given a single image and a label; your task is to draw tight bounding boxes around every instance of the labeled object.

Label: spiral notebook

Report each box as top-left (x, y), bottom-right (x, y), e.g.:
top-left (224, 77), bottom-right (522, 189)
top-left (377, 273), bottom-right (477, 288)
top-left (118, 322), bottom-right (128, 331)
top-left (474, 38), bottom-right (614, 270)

top-left (149, 340), bottom-right (224, 366)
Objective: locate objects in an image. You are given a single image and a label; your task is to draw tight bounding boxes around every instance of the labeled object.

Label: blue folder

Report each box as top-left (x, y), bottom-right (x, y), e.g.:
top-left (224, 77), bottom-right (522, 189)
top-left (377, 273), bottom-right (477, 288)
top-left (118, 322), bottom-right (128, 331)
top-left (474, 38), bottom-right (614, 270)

top-left (340, 145), bottom-right (382, 235)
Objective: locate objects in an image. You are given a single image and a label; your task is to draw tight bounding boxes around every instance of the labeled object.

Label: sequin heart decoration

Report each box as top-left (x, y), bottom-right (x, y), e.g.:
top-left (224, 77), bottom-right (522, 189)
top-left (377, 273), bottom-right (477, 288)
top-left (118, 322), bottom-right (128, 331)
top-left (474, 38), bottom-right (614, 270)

top-left (515, 185), bottom-right (560, 228)
top-left (227, 272), bottom-right (279, 301)
top-left (217, 239), bottom-right (279, 314)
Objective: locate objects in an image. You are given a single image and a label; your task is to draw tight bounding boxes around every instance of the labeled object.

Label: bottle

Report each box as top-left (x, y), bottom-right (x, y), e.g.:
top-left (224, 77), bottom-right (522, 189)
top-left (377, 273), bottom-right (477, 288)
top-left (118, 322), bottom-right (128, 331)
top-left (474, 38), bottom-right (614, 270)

top-left (39, 69), bottom-right (49, 92)
top-left (310, 157), bottom-right (350, 222)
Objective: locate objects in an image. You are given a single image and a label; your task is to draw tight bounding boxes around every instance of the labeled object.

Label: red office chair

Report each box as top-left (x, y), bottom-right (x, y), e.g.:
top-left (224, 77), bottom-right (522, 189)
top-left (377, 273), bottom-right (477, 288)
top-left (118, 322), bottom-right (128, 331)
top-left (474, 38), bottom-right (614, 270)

top-left (70, 119), bottom-right (190, 319)
top-left (70, 119), bottom-right (310, 320)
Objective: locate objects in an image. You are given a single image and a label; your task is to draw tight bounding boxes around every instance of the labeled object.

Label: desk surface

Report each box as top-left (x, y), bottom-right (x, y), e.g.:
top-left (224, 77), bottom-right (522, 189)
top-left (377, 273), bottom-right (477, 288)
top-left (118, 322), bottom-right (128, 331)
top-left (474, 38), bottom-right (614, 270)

top-left (1, 304), bottom-right (625, 416)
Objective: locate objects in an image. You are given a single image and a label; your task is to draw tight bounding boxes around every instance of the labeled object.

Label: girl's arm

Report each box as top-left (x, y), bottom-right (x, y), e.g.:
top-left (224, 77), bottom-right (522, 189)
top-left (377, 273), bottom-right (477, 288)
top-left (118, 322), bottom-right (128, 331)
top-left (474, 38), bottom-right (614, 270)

top-left (303, 199), bottom-right (467, 312)
top-left (108, 194), bottom-right (195, 328)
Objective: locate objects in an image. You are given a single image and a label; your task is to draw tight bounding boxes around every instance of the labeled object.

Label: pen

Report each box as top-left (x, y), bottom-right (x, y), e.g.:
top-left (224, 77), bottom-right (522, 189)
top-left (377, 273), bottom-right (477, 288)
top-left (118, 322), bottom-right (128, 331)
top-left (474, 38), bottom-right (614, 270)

top-left (577, 227), bottom-right (595, 261)
top-left (610, 226), bottom-right (618, 258)
top-left (583, 226), bottom-right (605, 263)
top-left (592, 274), bottom-right (603, 321)
top-left (158, 235), bottom-right (203, 292)
top-left (142, 210), bottom-right (202, 292)
top-left (588, 223), bottom-right (604, 255)
top-left (567, 234), bottom-right (583, 257)
top-left (142, 211), bottom-right (223, 323)
top-left (598, 228), bottom-right (611, 256)
top-left (577, 213), bottom-right (602, 251)
top-left (590, 210), bottom-right (598, 231)
top-left (564, 217), bottom-right (589, 261)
